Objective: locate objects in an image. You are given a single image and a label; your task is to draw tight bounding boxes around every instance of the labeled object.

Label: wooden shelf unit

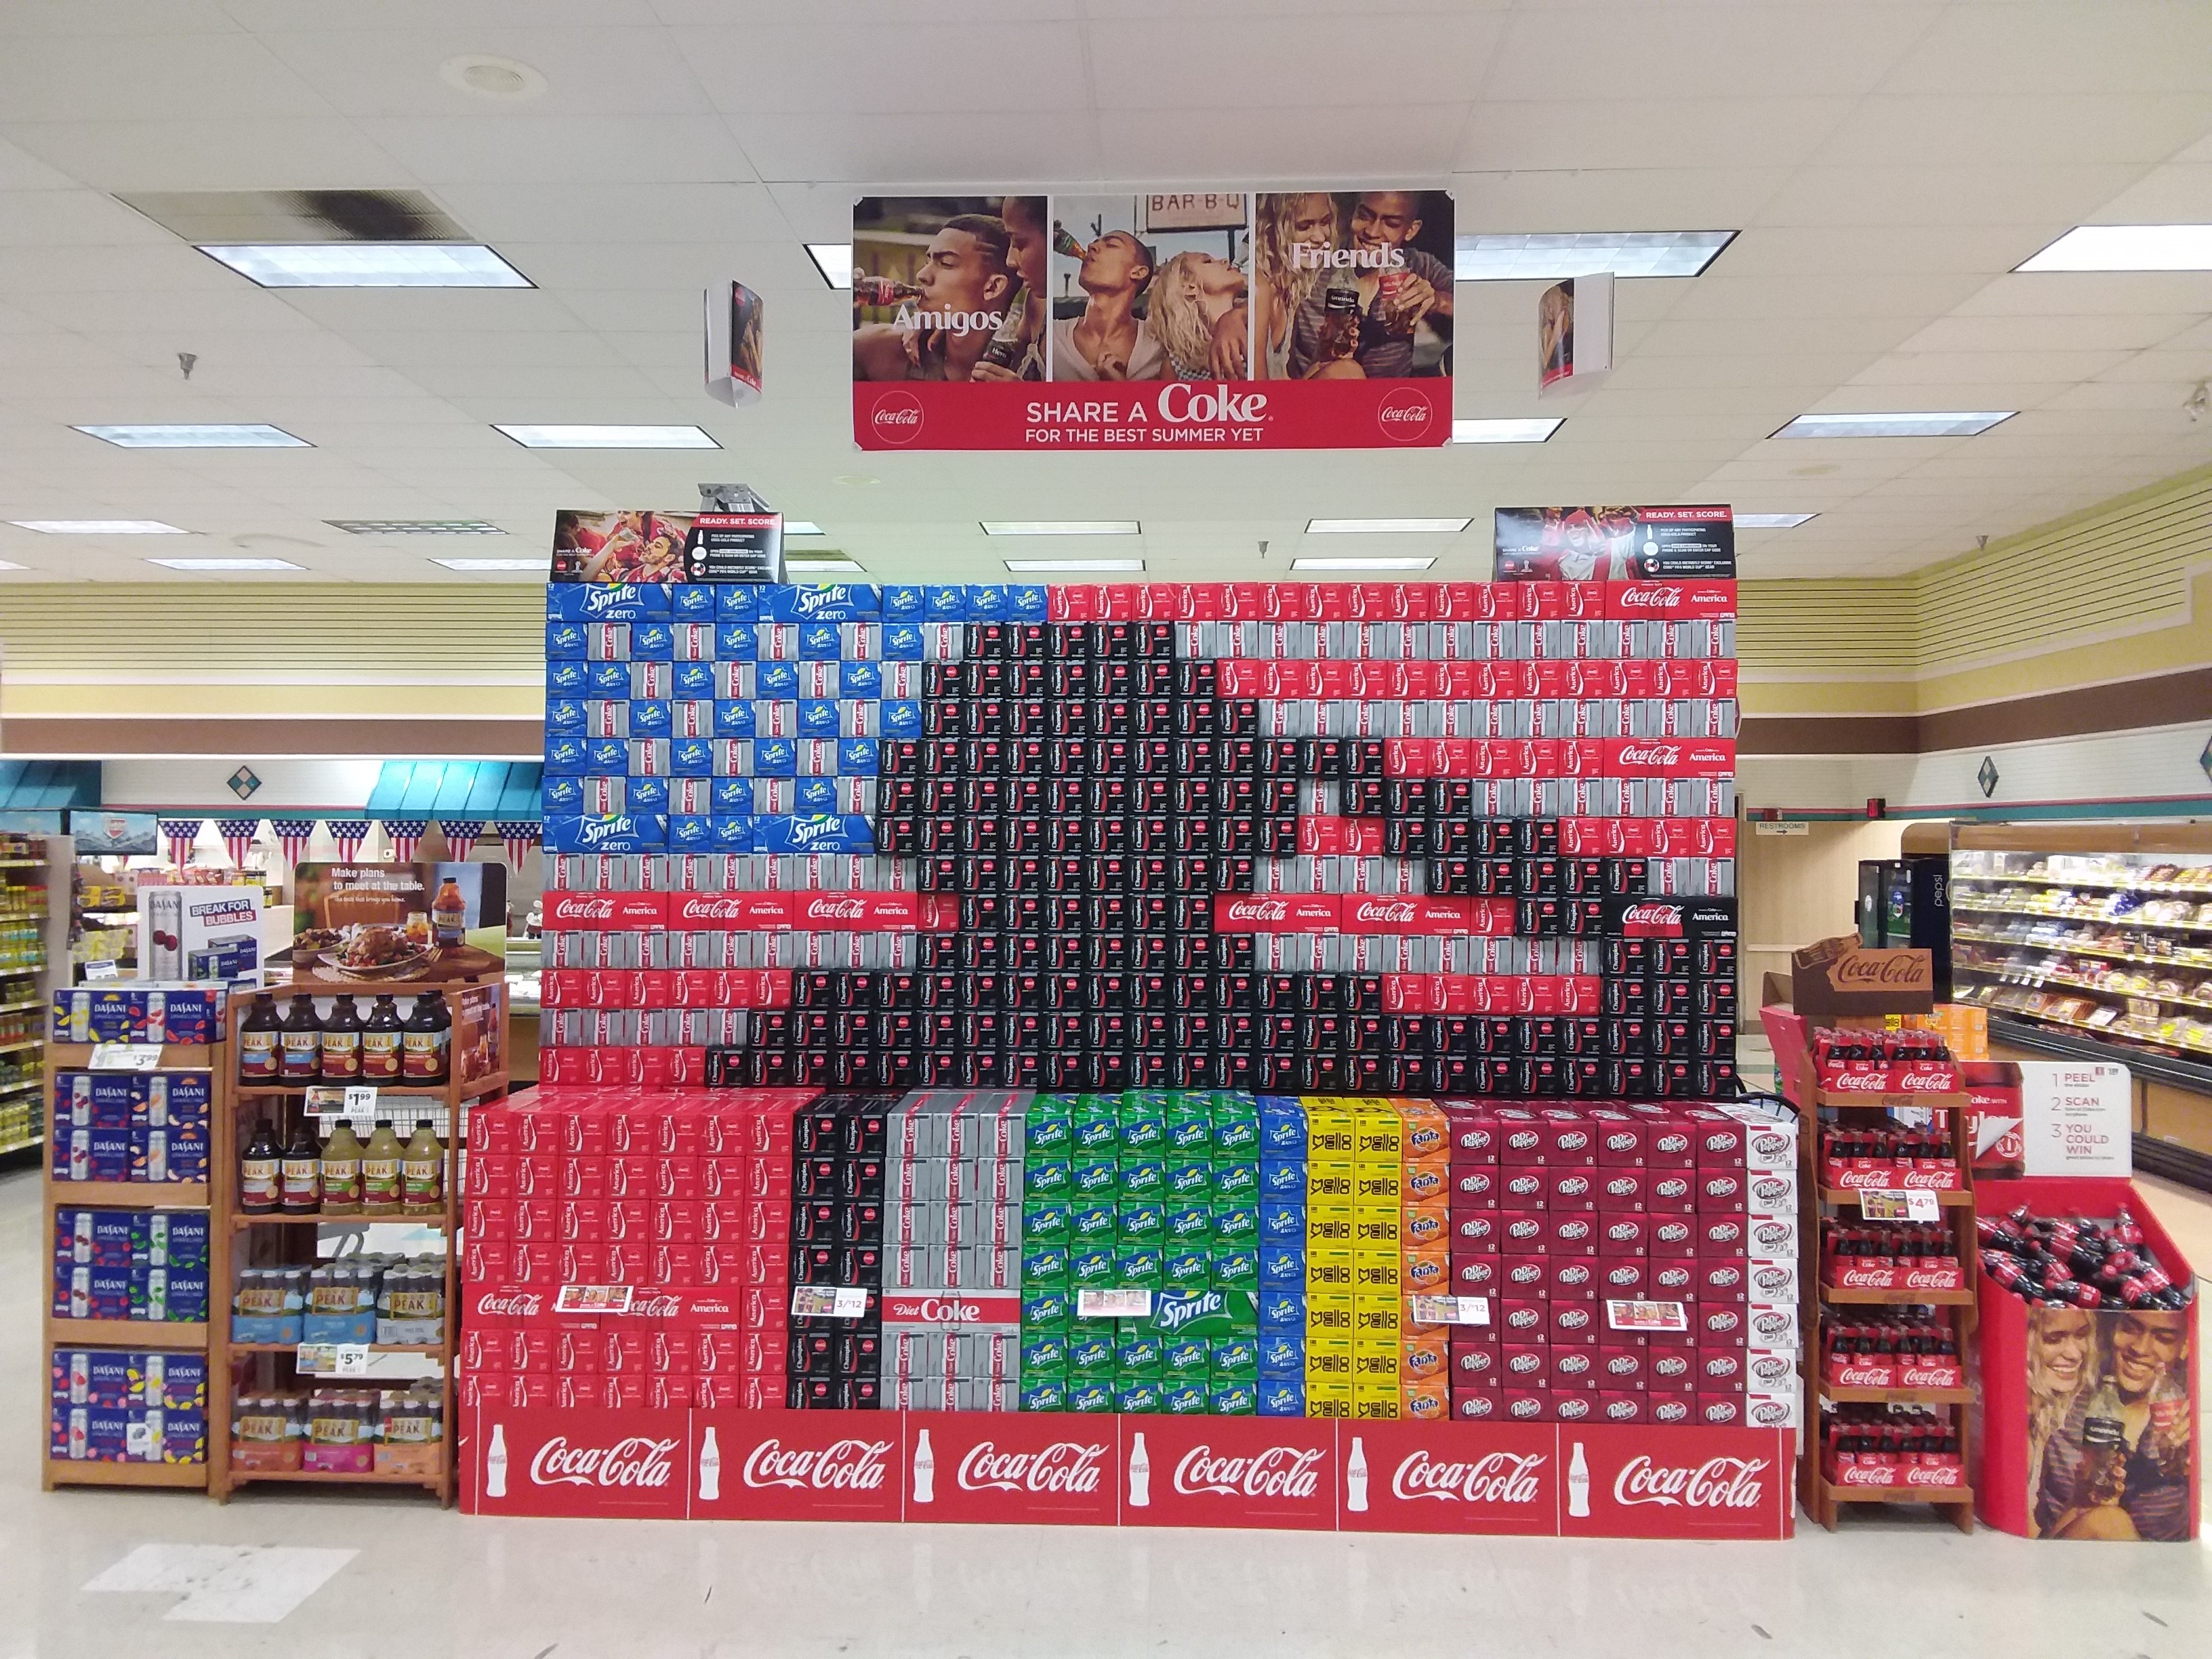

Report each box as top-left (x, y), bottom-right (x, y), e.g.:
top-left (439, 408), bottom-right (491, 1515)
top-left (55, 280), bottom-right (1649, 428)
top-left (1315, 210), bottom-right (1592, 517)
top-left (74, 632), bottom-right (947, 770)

top-left (213, 978), bottom-right (508, 1506)
top-left (1790, 1032), bottom-right (1979, 1534)
top-left (41, 1021), bottom-right (231, 1494)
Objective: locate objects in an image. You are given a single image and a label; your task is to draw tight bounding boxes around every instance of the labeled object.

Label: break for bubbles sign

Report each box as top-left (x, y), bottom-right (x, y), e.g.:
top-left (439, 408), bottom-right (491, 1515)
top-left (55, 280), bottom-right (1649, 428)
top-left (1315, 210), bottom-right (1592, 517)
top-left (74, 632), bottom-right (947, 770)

top-left (851, 189), bottom-right (1454, 450)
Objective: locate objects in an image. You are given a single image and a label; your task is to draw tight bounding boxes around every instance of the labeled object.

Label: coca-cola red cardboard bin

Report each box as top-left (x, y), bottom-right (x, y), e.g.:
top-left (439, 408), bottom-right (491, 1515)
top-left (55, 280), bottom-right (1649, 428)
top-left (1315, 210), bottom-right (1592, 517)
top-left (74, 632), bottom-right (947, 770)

top-left (462, 1406), bottom-right (1792, 1538)
top-left (1975, 1177), bottom-right (2198, 1540)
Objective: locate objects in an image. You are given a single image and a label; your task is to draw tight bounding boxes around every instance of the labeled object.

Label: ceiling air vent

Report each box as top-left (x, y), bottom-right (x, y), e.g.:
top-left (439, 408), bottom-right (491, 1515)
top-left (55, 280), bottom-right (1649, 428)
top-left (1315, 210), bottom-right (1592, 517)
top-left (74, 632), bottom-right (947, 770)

top-left (116, 188), bottom-right (466, 245)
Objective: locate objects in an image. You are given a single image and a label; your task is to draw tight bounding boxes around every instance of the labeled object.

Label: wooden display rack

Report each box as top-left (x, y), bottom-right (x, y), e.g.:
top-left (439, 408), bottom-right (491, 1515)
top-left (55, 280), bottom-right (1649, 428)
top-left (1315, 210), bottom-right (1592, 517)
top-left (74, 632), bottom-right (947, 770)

top-left (1783, 1029), bottom-right (1978, 1533)
top-left (213, 977), bottom-right (508, 1504)
top-left (42, 1038), bottom-right (233, 1492)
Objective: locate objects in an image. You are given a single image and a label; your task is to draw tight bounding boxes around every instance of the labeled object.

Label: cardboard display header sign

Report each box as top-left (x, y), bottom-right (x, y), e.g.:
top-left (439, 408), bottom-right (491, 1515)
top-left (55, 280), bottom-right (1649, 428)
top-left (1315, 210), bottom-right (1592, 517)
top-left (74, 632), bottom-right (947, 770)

top-left (1790, 935), bottom-right (1937, 1017)
top-left (1495, 506), bottom-right (1736, 581)
top-left (851, 189), bottom-right (1454, 450)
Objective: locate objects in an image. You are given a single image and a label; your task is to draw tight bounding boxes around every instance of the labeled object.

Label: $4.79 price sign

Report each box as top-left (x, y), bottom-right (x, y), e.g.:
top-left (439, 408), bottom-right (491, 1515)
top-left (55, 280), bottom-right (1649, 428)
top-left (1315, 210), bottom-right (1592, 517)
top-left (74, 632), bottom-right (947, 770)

top-left (1858, 1188), bottom-right (1940, 1223)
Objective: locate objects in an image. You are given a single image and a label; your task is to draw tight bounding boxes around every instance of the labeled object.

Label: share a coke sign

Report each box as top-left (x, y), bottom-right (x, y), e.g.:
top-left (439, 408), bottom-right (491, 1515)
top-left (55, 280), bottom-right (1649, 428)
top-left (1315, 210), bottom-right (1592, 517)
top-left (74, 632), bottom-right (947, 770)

top-left (467, 1406), bottom-right (689, 1519)
top-left (909, 1412), bottom-right (1117, 1525)
top-left (1559, 1424), bottom-right (1792, 1540)
top-left (1123, 1414), bottom-right (1338, 1530)
top-left (696, 1411), bottom-right (903, 1521)
top-left (854, 377), bottom-right (1448, 452)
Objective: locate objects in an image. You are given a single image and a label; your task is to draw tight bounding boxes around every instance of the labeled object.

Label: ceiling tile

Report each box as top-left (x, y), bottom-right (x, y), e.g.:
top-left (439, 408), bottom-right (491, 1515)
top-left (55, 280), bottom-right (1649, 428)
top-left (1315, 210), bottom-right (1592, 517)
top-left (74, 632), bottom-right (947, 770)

top-left (352, 115), bottom-right (756, 184)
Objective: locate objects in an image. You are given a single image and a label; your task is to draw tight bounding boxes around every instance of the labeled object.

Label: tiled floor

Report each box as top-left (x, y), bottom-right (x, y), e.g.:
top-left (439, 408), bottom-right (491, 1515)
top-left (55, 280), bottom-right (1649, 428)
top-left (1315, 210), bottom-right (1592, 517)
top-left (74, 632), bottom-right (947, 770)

top-left (6, 1158), bottom-right (2210, 1657)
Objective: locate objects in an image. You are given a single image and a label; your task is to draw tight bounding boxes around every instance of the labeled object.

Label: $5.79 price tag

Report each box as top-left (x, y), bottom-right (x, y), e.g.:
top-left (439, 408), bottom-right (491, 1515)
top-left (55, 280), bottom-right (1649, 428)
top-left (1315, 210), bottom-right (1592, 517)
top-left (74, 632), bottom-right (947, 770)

top-left (1858, 1188), bottom-right (1940, 1223)
top-left (295, 1343), bottom-right (372, 1377)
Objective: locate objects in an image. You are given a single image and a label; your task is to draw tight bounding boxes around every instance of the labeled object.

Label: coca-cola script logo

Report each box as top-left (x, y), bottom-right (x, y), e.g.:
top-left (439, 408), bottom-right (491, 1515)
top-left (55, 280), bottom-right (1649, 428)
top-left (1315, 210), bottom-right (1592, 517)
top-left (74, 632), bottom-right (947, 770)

top-left (1174, 1444), bottom-right (1324, 1499)
top-left (1614, 586), bottom-right (1683, 611)
top-left (1348, 899), bottom-right (1418, 926)
top-left (1223, 898), bottom-right (1290, 925)
top-left (869, 390), bottom-right (924, 445)
top-left (958, 1439), bottom-right (1105, 1494)
top-left (1392, 1449), bottom-right (1546, 1504)
top-left (1827, 1070), bottom-right (1891, 1092)
top-left (742, 1437), bottom-right (892, 1491)
top-left (1612, 1454), bottom-right (1767, 1510)
top-left (474, 1289), bottom-right (543, 1319)
top-left (1897, 1068), bottom-right (1955, 1092)
top-left (1617, 744), bottom-right (1683, 768)
top-left (530, 1435), bottom-right (678, 1490)
top-left (798, 895), bottom-right (872, 924)
top-left (1376, 386), bottom-right (1436, 444)
top-left (1831, 952), bottom-right (1931, 989)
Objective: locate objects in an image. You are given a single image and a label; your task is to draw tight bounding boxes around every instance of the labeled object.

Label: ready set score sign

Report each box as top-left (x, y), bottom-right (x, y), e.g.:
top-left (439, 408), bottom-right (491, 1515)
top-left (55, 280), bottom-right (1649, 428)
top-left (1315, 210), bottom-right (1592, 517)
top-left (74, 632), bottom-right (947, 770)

top-left (852, 189), bottom-right (1454, 451)
top-left (462, 1406), bottom-right (1790, 1538)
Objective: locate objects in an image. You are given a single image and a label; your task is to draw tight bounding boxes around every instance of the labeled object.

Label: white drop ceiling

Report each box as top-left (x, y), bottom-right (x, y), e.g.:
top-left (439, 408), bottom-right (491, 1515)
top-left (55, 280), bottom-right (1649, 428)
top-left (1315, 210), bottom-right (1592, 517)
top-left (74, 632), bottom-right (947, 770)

top-left (1, 0), bottom-right (2211, 586)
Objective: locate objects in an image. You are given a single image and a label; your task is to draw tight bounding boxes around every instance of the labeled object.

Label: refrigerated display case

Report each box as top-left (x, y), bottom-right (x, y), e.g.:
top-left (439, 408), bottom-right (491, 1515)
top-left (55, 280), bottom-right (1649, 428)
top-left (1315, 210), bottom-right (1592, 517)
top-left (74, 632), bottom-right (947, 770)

top-left (1856, 856), bottom-right (1951, 994)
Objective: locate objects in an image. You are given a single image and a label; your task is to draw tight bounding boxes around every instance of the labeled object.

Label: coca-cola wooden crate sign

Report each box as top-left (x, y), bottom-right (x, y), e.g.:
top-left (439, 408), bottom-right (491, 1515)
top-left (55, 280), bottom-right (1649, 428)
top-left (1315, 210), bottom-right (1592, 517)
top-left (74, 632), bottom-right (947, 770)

top-left (462, 1408), bottom-right (1792, 1538)
top-left (1791, 935), bottom-right (1936, 1017)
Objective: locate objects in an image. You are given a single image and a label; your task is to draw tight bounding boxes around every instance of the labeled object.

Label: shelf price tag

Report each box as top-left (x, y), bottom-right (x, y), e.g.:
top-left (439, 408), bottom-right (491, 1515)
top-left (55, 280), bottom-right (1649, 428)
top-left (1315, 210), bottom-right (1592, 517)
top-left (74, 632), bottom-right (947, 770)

top-left (83, 961), bottom-right (120, 983)
top-left (342, 1085), bottom-right (378, 1113)
top-left (1075, 1288), bottom-right (1153, 1319)
top-left (295, 1343), bottom-right (374, 1377)
top-left (1858, 1189), bottom-right (1940, 1223)
top-left (791, 1286), bottom-right (872, 1319)
top-left (553, 1284), bottom-right (634, 1315)
top-left (1410, 1294), bottom-right (1490, 1327)
top-left (88, 1042), bottom-right (164, 1071)
top-left (1605, 1299), bottom-right (1689, 1333)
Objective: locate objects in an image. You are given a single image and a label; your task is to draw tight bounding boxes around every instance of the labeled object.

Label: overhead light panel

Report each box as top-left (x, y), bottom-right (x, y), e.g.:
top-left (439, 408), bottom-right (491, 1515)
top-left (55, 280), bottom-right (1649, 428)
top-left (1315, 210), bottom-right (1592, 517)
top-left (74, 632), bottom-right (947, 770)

top-left (431, 558), bottom-right (546, 572)
top-left (1306, 518), bottom-right (1470, 534)
top-left (77, 424), bottom-right (308, 448)
top-left (783, 522), bottom-right (825, 536)
top-left (980, 520), bottom-right (1139, 536)
top-left (0, 560), bottom-right (26, 571)
top-left (9, 520), bottom-right (187, 534)
top-left (1452, 418), bottom-right (1561, 445)
top-left (145, 558), bottom-right (302, 571)
top-left (199, 243), bottom-right (531, 288)
top-left (1455, 231), bottom-right (1734, 282)
top-left (1002, 558), bottom-right (1145, 573)
top-left (495, 424), bottom-right (718, 449)
top-left (328, 519), bottom-right (504, 535)
top-left (1774, 412), bottom-right (2012, 439)
top-left (1292, 556), bottom-right (1437, 571)
top-left (1735, 512), bottom-right (1818, 529)
top-left (806, 244), bottom-right (854, 289)
top-left (2016, 225), bottom-right (2212, 272)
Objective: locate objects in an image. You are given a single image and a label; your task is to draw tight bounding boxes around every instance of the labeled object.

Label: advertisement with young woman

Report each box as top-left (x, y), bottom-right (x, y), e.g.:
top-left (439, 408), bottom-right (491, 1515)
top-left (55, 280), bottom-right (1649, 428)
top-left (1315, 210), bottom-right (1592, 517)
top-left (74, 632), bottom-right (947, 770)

top-left (852, 189), bottom-right (1453, 451)
top-left (2027, 1303), bottom-right (2195, 1540)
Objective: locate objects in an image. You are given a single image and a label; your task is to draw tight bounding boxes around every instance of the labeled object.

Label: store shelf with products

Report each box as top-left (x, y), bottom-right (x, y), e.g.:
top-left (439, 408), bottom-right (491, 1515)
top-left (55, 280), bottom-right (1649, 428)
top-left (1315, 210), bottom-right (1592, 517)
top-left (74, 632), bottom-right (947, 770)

top-left (216, 977), bottom-right (508, 1502)
top-left (1951, 825), bottom-right (2212, 1191)
top-left (41, 988), bottom-right (230, 1491)
top-left (0, 832), bottom-right (64, 1158)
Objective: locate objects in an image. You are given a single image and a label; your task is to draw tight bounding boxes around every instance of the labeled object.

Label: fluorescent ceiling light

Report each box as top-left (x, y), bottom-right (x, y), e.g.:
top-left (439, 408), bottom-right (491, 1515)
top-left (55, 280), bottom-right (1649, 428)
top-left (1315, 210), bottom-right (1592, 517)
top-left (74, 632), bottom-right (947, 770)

top-left (1452, 418), bottom-right (1561, 444)
top-left (980, 520), bottom-right (1140, 536)
top-left (145, 557), bottom-right (302, 571)
top-left (199, 243), bottom-right (531, 289)
top-left (1455, 231), bottom-right (1734, 282)
top-left (1292, 556), bottom-right (1437, 571)
top-left (1735, 512), bottom-right (1818, 529)
top-left (0, 560), bottom-right (25, 571)
top-left (1774, 411), bottom-right (2012, 438)
top-left (9, 519), bottom-right (186, 534)
top-left (2017, 225), bottom-right (2212, 272)
top-left (806, 244), bottom-right (854, 289)
top-left (1003, 558), bottom-right (1145, 573)
top-left (431, 558), bottom-right (546, 571)
top-left (495, 424), bottom-right (718, 449)
top-left (76, 424), bottom-right (308, 448)
top-left (327, 519), bottom-right (504, 535)
top-left (783, 521), bottom-right (825, 536)
top-left (1306, 517), bottom-right (1471, 534)
top-left (787, 559), bottom-right (868, 576)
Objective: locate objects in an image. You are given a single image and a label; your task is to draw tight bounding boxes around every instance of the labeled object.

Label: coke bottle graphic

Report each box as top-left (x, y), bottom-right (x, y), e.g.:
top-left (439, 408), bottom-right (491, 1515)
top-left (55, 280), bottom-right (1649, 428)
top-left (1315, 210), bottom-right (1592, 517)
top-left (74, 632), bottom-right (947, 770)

top-left (699, 1426), bottom-right (720, 1502)
top-left (1346, 1436), bottom-right (1369, 1513)
top-left (1128, 1431), bottom-right (1151, 1509)
top-left (485, 1422), bottom-right (508, 1498)
top-left (1568, 1441), bottom-right (1591, 1518)
top-left (912, 1428), bottom-right (935, 1504)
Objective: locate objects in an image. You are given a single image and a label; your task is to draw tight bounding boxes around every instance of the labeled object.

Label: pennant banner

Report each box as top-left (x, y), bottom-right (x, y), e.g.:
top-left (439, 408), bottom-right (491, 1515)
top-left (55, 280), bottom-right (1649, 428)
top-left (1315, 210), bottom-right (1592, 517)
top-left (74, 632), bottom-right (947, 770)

top-left (211, 817), bottom-right (262, 869)
top-left (324, 819), bottom-right (371, 863)
top-left (495, 820), bottom-right (541, 870)
top-left (438, 819), bottom-right (487, 856)
top-left (381, 818), bottom-right (430, 864)
top-left (157, 818), bottom-right (203, 868)
top-left (267, 817), bottom-right (320, 867)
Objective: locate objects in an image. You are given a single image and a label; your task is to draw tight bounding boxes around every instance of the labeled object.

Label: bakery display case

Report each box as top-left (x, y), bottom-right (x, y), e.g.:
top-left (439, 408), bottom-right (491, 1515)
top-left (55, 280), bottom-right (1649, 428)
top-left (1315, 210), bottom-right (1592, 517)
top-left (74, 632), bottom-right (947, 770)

top-left (1948, 823), bottom-right (2212, 1188)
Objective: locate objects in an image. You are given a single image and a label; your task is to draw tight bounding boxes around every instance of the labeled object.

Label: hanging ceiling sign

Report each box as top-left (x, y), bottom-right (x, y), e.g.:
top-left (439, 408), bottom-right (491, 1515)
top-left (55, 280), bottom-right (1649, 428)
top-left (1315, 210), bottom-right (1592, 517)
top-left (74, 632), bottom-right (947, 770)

top-left (851, 188), bottom-right (1454, 451)
top-left (1494, 506), bottom-right (1736, 580)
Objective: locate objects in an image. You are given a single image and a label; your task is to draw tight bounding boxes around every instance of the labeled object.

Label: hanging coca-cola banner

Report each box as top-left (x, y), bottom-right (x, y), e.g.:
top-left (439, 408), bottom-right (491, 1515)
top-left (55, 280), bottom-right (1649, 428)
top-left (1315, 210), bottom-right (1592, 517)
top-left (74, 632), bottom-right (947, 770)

top-left (853, 189), bottom-right (1454, 450)
top-left (1494, 506), bottom-right (1736, 581)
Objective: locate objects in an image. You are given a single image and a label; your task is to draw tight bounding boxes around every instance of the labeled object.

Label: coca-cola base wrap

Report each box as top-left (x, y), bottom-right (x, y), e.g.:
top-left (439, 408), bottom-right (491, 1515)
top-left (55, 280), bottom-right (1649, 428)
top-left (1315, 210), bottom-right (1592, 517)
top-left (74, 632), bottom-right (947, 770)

top-left (1973, 1176), bottom-right (2198, 1540)
top-left (462, 1406), bottom-right (1789, 1537)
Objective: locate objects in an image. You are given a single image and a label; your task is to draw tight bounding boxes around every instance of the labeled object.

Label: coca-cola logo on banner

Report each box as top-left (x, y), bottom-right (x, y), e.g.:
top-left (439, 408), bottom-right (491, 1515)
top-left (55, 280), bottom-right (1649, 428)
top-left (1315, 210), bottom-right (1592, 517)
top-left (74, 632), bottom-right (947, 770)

top-left (1614, 586), bottom-right (1680, 611)
top-left (870, 391), bottom-right (924, 445)
top-left (1173, 1445), bottom-right (1324, 1500)
top-left (742, 1437), bottom-right (893, 1492)
top-left (1376, 386), bottom-right (1437, 443)
top-left (1392, 1450), bottom-right (1546, 1505)
top-left (1612, 1455), bottom-right (1768, 1510)
top-left (957, 1440), bottom-right (1106, 1495)
top-left (1831, 952), bottom-right (1930, 988)
top-left (531, 1435), bottom-right (678, 1490)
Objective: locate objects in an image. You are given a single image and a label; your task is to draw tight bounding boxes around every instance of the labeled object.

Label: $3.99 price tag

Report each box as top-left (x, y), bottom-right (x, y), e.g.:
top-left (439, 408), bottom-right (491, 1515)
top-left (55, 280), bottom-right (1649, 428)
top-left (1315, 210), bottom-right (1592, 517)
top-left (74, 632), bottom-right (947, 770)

top-left (1858, 1188), bottom-right (1940, 1223)
top-left (790, 1286), bottom-right (872, 1319)
top-left (88, 1042), bottom-right (164, 1072)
